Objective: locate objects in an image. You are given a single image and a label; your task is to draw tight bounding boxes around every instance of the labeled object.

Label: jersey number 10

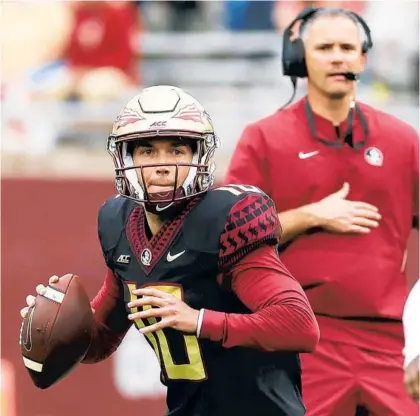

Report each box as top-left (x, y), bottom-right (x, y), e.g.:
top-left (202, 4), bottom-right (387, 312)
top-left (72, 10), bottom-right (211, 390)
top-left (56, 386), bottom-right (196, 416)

top-left (127, 283), bottom-right (207, 382)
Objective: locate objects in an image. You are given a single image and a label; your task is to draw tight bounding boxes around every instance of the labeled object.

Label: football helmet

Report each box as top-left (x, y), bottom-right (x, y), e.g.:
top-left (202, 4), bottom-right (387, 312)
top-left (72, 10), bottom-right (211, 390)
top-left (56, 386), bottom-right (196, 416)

top-left (107, 85), bottom-right (219, 206)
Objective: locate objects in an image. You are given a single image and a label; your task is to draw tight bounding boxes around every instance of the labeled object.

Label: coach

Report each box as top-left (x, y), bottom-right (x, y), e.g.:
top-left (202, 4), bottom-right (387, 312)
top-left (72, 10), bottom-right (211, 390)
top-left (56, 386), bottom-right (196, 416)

top-left (225, 7), bottom-right (419, 415)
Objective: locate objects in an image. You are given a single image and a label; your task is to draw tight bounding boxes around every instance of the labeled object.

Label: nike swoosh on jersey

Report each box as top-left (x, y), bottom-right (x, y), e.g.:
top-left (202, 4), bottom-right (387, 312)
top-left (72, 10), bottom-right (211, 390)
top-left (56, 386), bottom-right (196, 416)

top-left (166, 250), bottom-right (186, 262)
top-left (156, 203), bottom-right (174, 212)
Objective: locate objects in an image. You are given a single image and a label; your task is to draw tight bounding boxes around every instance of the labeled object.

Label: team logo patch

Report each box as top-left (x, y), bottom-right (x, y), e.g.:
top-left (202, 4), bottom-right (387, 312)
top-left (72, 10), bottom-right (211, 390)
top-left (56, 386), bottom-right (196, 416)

top-left (364, 147), bottom-right (383, 167)
top-left (141, 248), bottom-right (152, 266)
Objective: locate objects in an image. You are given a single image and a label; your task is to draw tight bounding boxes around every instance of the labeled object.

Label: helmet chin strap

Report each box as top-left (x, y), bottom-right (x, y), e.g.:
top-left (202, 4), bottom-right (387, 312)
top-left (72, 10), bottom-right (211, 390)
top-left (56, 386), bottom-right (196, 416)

top-left (144, 187), bottom-right (188, 218)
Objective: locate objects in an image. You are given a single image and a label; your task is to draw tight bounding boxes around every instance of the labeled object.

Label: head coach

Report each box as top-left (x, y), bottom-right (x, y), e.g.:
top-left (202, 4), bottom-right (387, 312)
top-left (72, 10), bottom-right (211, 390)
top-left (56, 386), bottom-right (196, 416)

top-left (225, 6), bottom-right (419, 415)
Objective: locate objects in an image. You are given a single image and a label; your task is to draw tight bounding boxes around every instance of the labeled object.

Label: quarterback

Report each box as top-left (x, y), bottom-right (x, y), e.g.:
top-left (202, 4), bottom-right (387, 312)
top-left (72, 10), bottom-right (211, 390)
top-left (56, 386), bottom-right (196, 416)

top-left (21, 86), bottom-right (319, 416)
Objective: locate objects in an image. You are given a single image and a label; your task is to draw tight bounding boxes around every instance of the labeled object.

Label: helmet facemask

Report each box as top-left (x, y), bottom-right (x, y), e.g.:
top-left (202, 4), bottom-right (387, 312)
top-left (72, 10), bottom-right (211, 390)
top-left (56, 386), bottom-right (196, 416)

top-left (107, 132), bottom-right (219, 210)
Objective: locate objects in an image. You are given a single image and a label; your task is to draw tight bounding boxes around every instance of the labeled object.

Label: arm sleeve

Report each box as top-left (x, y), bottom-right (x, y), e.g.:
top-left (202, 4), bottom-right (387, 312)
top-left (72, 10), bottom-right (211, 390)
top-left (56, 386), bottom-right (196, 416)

top-left (224, 124), bottom-right (271, 195)
top-left (200, 245), bottom-right (319, 352)
top-left (82, 268), bottom-right (132, 363)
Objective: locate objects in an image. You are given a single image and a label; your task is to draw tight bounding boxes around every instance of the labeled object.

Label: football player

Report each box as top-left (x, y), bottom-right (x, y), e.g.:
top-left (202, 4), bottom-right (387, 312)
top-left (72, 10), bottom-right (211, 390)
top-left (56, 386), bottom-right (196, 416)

top-left (20, 86), bottom-right (319, 416)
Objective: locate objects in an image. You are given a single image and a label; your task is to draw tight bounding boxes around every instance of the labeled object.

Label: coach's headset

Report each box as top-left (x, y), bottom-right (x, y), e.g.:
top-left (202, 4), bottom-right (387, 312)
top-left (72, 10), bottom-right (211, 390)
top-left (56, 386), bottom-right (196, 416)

top-left (282, 6), bottom-right (373, 80)
top-left (280, 6), bottom-right (374, 149)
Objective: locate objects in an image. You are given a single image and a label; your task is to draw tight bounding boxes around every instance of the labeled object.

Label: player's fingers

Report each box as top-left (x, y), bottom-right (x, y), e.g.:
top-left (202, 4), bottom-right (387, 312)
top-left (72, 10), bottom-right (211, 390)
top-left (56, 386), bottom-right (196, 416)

top-left (132, 288), bottom-right (172, 299)
top-left (26, 295), bottom-right (36, 307)
top-left (138, 319), bottom-right (169, 335)
top-left (35, 284), bottom-right (47, 296)
top-left (128, 296), bottom-right (167, 309)
top-left (128, 306), bottom-right (171, 321)
top-left (20, 306), bottom-right (29, 319)
top-left (49, 275), bottom-right (59, 285)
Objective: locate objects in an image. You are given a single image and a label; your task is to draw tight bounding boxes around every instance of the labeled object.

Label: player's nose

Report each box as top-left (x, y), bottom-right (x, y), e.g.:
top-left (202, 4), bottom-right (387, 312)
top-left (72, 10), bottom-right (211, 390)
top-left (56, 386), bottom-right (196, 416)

top-left (155, 165), bottom-right (171, 176)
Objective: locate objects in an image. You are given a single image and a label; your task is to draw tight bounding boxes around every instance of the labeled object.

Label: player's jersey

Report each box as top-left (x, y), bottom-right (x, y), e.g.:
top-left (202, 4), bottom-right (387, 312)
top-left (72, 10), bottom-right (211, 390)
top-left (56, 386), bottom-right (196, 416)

top-left (98, 185), bottom-right (304, 416)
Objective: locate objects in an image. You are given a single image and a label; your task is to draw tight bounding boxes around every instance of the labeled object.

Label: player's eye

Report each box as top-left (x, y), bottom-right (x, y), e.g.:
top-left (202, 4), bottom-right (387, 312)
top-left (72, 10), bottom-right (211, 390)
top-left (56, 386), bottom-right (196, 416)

top-left (172, 148), bottom-right (185, 156)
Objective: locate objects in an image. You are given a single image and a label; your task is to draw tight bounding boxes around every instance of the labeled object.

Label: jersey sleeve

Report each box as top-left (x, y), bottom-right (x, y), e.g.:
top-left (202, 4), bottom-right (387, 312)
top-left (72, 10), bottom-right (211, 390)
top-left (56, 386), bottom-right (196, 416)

top-left (218, 189), bottom-right (281, 272)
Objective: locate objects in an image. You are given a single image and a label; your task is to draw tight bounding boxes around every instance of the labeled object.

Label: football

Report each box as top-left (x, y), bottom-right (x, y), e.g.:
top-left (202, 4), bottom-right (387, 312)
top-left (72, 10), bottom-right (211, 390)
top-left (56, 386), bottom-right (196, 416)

top-left (20, 273), bottom-right (94, 389)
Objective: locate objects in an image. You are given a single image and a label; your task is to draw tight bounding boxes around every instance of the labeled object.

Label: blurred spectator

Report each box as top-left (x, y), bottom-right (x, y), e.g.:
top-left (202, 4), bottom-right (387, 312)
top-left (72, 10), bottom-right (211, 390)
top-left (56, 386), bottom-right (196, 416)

top-left (273, 1), bottom-right (366, 32)
top-left (166, 1), bottom-right (203, 32)
top-left (224, 1), bottom-right (276, 31)
top-left (53, 1), bottom-right (141, 102)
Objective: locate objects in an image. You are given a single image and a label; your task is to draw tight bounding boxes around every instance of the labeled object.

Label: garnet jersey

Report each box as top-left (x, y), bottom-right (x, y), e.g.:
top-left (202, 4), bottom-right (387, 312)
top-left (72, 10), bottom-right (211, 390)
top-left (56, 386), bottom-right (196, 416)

top-left (97, 186), bottom-right (304, 416)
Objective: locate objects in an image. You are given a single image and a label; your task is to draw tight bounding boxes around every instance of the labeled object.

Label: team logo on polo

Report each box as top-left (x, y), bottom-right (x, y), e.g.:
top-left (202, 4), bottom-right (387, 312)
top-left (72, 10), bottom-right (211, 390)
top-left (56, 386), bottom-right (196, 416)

top-left (141, 248), bottom-right (152, 266)
top-left (364, 147), bottom-right (383, 167)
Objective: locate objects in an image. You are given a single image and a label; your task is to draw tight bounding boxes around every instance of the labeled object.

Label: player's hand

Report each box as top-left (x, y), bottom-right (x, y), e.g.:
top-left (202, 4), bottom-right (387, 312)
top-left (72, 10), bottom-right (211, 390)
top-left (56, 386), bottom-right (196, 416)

top-left (307, 182), bottom-right (381, 234)
top-left (128, 287), bottom-right (200, 335)
top-left (404, 355), bottom-right (419, 401)
top-left (20, 275), bottom-right (94, 319)
top-left (20, 275), bottom-right (60, 319)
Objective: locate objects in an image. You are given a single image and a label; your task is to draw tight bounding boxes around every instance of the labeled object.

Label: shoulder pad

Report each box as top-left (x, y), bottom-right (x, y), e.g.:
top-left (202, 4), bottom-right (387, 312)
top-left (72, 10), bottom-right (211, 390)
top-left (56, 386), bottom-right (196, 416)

top-left (183, 185), bottom-right (280, 268)
top-left (97, 195), bottom-right (137, 256)
top-left (217, 186), bottom-right (281, 270)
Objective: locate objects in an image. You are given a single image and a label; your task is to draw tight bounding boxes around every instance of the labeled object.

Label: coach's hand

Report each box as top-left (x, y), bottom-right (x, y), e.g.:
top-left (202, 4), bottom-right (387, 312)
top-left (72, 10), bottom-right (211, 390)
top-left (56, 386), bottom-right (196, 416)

top-left (128, 287), bottom-right (200, 335)
top-left (308, 182), bottom-right (381, 234)
top-left (404, 355), bottom-right (419, 401)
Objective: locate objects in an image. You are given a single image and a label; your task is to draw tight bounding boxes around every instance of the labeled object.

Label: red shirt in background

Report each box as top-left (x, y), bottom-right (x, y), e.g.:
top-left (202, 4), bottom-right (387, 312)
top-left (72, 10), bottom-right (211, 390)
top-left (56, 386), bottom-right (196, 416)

top-left (66, 2), bottom-right (138, 81)
top-left (225, 97), bottom-right (419, 354)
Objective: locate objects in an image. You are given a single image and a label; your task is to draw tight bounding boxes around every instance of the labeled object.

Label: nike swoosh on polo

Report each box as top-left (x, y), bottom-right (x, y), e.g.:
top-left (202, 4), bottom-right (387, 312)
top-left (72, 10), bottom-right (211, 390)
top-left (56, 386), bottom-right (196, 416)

top-left (298, 151), bottom-right (320, 159)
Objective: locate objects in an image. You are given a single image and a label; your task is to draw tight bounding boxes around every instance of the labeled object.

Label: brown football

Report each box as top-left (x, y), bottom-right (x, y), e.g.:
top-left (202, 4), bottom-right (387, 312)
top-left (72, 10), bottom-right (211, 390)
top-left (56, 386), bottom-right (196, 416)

top-left (20, 273), bottom-right (93, 389)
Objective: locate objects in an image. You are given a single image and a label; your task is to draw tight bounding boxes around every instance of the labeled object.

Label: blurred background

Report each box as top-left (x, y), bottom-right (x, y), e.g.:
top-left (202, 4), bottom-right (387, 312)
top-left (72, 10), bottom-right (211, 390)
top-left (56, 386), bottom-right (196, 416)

top-left (1, 1), bottom-right (419, 415)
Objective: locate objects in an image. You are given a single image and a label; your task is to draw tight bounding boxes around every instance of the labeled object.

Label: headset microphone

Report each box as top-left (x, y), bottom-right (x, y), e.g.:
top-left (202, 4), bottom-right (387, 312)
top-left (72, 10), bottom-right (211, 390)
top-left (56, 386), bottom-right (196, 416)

top-left (343, 72), bottom-right (360, 81)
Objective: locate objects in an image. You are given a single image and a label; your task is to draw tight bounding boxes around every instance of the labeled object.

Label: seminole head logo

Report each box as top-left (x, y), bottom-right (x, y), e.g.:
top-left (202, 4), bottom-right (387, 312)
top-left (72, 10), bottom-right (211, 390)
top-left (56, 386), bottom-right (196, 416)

top-left (115, 108), bottom-right (145, 129)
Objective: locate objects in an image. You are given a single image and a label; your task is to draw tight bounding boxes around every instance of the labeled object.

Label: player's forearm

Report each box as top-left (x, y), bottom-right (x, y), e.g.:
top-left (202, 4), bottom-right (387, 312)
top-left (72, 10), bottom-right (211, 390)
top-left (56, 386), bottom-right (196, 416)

top-left (199, 300), bottom-right (319, 352)
top-left (278, 204), bottom-right (321, 243)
